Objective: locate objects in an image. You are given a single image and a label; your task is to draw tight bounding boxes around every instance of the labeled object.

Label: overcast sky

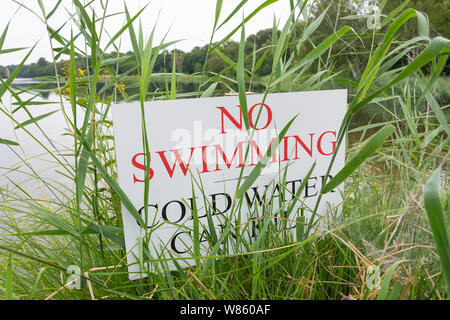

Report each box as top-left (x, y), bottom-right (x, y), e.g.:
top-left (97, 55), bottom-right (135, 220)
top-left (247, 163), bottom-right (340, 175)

top-left (0, 0), bottom-right (294, 66)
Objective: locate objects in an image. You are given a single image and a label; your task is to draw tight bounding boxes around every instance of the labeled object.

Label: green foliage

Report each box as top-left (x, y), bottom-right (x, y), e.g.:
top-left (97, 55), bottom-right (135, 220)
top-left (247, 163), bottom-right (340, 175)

top-left (0, 0), bottom-right (448, 301)
top-left (424, 168), bottom-right (450, 297)
top-left (3, 1), bottom-right (450, 81)
top-left (384, 0), bottom-right (450, 39)
top-left (322, 125), bottom-right (396, 194)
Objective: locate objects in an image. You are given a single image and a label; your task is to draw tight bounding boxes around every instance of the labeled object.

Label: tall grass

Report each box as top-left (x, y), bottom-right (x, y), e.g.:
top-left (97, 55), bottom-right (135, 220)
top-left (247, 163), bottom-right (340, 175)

top-left (0, 0), bottom-right (448, 300)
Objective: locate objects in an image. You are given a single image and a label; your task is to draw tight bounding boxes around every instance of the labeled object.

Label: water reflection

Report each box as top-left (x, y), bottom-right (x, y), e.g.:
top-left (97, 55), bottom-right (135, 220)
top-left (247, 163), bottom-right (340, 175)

top-left (10, 78), bottom-right (266, 101)
top-left (1, 79), bottom-right (70, 197)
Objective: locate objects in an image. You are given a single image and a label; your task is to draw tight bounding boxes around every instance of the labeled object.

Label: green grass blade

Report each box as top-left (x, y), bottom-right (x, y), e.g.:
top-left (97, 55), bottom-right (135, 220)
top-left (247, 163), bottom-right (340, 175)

top-left (78, 55), bottom-right (101, 152)
top-left (211, 0), bottom-right (278, 52)
top-left (301, 6), bottom-right (328, 42)
top-left (296, 216), bottom-right (305, 243)
top-left (14, 110), bottom-right (58, 129)
top-left (46, 0), bottom-right (62, 20)
top-left (272, 16), bottom-right (281, 92)
top-left (377, 260), bottom-right (405, 300)
top-left (270, 26), bottom-right (350, 88)
top-left (5, 254), bottom-right (12, 300)
top-left (352, 37), bottom-right (449, 114)
top-left (237, 115), bottom-right (298, 198)
top-left (69, 32), bottom-right (77, 131)
top-left (200, 82), bottom-right (218, 98)
top-left (215, 0), bottom-right (247, 31)
top-left (424, 168), bottom-right (450, 297)
top-left (76, 128), bottom-right (92, 206)
top-left (104, 5), bottom-right (147, 52)
top-left (0, 45), bottom-right (35, 99)
top-left (416, 11), bottom-right (429, 37)
top-left (23, 200), bottom-right (79, 237)
top-left (380, 0), bottom-right (410, 29)
top-left (73, 0), bottom-right (94, 34)
top-left (285, 162), bottom-right (316, 218)
top-left (37, 0), bottom-right (46, 16)
top-left (0, 47), bottom-right (27, 55)
top-left (0, 22), bottom-right (10, 50)
top-left (0, 138), bottom-right (19, 146)
top-left (418, 52), bottom-right (448, 105)
top-left (387, 282), bottom-right (403, 300)
top-left (272, 9), bottom-right (294, 69)
top-left (82, 141), bottom-right (145, 227)
top-left (191, 179), bottom-right (200, 269)
top-left (202, 226), bottom-right (231, 277)
top-left (424, 89), bottom-right (450, 137)
top-left (213, 0), bottom-right (224, 31)
top-left (215, 48), bottom-right (236, 67)
top-left (237, 22), bottom-right (250, 131)
top-left (357, 8), bottom-right (417, 96)
top-left (322, 125), bottom-right (396, 194)
top-left (29, 268), bottom-right (46, 300)
top-left (124, 3), bottom-right (141, 66)
top-left (170, 51), bottom-right (177, 100)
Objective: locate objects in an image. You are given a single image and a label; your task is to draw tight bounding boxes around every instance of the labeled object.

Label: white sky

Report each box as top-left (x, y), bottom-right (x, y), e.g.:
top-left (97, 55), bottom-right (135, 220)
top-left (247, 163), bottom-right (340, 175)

top-left (0, 0), bottom-right (294, 66)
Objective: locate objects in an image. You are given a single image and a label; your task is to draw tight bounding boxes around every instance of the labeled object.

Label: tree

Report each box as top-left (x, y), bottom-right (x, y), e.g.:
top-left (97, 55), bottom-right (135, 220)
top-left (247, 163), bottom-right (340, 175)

top-left (37, 57), bottom-right (47, 67)
top-left (384, 0), bottom-right (450, 38)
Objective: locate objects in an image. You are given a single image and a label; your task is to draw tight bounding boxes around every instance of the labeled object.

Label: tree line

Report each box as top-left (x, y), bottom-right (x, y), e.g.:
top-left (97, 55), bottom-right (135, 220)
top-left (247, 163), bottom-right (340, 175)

top-left (1, 0), bottom-right (448, 80)
top-left (0, 26), bottom-right (278, 79)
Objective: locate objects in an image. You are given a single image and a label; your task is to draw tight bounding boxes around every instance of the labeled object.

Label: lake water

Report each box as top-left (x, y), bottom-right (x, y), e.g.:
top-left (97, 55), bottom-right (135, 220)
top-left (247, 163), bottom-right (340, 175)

top-left (0, 79), bottom-right (75, 199)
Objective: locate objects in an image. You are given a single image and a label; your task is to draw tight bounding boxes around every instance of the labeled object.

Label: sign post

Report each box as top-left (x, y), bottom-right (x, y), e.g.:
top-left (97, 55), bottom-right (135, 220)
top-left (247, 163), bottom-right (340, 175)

top-left (112, 90), bottom-right (347, 279)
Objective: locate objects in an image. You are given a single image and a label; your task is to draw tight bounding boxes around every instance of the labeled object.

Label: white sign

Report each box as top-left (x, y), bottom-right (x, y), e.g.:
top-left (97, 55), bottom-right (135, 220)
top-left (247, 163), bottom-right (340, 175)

top-left (112, 90), bottom-right (347, 279)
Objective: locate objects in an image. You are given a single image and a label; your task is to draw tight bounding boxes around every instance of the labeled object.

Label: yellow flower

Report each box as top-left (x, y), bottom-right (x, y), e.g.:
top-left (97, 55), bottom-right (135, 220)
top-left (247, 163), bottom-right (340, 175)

top-left (61, 61), bottom-right (70, 77)
top-left (63, 87), bottom-right (71, 97)
top-left (116, 82), bottom-right (125, 91)
top-left (77, 68), bottom-right (86, 77)
top-left (374, 180), bottom-right (380, 193)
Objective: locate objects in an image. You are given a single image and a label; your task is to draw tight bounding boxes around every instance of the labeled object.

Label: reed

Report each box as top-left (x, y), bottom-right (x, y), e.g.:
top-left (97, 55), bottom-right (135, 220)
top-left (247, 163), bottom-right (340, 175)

top-left (0, 0), bottom-right (448, 300)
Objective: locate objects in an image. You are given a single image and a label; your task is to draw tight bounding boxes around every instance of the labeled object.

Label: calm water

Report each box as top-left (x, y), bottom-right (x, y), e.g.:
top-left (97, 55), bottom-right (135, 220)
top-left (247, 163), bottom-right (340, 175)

top-left (0, 79), bottom-right (74, 198)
